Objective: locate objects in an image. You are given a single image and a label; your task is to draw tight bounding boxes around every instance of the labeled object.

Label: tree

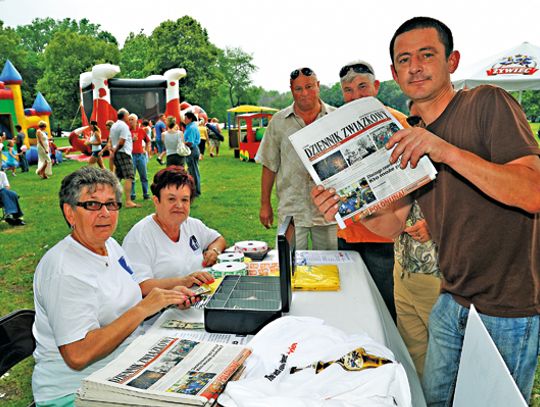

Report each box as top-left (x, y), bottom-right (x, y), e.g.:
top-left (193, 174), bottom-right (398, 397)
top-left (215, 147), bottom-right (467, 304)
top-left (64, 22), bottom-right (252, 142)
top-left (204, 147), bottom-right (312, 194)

top-left (37, 31), bottom-right (120, 129)
top-left (320, 82), bottom-right (344, 107)
top-left (512, 90), bottom-right (540, 121)
top-left (8, 18), bottom-right (118, 118)
top-left (257, 89), bottom-right (293, 110)
top-left (377, 80), bottom-right (408, 113)
top-left (119, 30), bottom-right (153, 79)
top-left (149, 17), bottom-right (222, 112)
top-left (0, 21), bottom-right (37, 103)
top-left (218, 47), bottom-right (257, 107)
top-left (15, 17), bottom-right (117, 54)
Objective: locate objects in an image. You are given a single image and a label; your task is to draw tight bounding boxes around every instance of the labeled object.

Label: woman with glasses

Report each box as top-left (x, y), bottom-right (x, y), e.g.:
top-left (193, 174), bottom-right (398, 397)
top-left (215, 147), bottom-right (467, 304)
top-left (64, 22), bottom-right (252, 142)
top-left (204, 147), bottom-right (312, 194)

top-left (123, 166), bottom-right (224, 299)
top-left (32, 167), bottom-right (194, 407)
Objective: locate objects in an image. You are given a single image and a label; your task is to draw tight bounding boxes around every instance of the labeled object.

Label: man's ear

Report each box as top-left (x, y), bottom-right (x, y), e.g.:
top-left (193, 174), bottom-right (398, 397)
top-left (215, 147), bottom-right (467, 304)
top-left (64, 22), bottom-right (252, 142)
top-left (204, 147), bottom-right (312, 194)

top-left (391, 64), bottom-right (398, 82)
top-left (448, 50), bottom-right (460, 74)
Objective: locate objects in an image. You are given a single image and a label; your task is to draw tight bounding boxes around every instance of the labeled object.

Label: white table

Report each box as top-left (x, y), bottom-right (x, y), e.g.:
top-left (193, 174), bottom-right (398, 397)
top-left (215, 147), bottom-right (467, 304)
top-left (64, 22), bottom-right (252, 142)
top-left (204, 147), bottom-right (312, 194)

top-left (151, 250), bottom-right (426, 406)
top-left (287, 250), bottom-right (426, 406)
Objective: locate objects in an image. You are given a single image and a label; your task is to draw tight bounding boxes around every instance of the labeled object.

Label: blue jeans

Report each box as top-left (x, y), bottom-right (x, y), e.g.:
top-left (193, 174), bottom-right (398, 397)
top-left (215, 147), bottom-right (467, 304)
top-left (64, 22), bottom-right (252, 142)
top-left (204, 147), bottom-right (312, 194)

top-left (186, 145), bottom-right (201, 195)
top-left (0, 187), bottom-right (23, 217)
top-left (131, 153), bottom-right (149, 200)
top-left (422, 293), bottom-right (539, 406)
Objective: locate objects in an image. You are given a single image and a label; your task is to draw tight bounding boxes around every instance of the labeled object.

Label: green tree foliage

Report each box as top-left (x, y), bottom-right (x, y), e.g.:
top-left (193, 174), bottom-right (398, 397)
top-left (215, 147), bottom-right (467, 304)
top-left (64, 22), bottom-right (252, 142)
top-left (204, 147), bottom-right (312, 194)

top-left (0, 21), bottom-right (36, 103)
top-left (377, 80), bottom-right (409, 113)
top-left (16, 17), bottom-right (117, 53)
top-left (119, 30), bottom-right (153, 79)
top-left (149, 17), bottom-right (222, 113)
top-left (218, 47), bottom-right (257, 107)
top-left (6, 18), bottom-right (117, 121)
top-left (0, 21), bottom-right (27, 69)
top-left (512, 90), bottom-right (540, 121)
top-left (37, 31), bottom-right (120, 129)
top-left (320, 82), bottom-right (344, 107)
top-left (257, 89), bottom-right (293, 110)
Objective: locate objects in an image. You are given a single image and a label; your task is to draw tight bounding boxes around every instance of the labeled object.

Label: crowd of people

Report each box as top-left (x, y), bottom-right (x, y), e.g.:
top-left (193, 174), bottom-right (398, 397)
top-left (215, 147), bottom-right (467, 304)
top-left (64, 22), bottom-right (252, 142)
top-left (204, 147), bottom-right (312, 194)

top-left (4, 15), bottom-right (537, 407)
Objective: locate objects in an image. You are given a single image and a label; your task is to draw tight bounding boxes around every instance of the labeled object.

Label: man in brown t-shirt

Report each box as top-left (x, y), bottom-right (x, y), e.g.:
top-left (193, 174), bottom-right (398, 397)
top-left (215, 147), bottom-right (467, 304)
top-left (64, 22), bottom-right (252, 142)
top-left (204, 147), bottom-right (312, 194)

top-left (313, 17), bottom-right (539, 405)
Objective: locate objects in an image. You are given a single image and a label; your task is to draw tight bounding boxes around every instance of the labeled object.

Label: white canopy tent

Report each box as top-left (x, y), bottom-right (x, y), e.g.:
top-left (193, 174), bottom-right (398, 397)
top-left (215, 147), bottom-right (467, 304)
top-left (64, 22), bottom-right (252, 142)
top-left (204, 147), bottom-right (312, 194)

top-left (453, 42), bottom-right (540, 102)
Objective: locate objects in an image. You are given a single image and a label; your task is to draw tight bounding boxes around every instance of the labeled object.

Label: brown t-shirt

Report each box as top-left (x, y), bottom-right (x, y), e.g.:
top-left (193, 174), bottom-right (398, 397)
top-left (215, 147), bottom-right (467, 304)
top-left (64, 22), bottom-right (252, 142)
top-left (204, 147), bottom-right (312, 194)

top-left (416, 85), bottom-right (539, 317)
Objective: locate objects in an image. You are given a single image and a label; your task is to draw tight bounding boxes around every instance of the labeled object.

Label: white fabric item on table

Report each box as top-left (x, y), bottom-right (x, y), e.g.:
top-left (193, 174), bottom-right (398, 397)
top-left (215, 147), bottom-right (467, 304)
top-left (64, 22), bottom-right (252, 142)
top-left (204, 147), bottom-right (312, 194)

top-left (219, 316), bottom-right (411, 407)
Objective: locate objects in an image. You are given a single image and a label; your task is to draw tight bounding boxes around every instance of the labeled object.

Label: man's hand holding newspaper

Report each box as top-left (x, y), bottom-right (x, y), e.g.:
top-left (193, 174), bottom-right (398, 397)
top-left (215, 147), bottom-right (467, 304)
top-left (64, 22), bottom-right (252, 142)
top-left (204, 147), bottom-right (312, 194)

top-left (288, 96), bottom-right (437, 229)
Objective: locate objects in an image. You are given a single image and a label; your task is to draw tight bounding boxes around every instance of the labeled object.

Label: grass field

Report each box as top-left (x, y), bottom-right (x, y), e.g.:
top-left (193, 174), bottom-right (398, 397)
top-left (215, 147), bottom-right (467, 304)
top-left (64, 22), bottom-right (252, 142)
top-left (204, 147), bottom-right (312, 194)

top-left (1, 130), bottom-right (539, 406)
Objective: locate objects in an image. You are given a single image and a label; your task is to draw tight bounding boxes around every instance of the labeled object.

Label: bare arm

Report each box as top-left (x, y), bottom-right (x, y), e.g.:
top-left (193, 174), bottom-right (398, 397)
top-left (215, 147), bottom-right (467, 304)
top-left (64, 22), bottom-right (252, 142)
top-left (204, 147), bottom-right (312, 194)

top-left (202, 236), bottom-right (227, 267)
top-left (388, 127), bottom-right (540, 213)
top-left (58, 288), bottom-right (187, 370)
top-left (139, 273), bottom-right (215, 297)
top-left (310, 185), bottom-right (412, 239)
top-left (113, 138), bottom-right (126, 154)
top-left (260, 166), bottom-right (276, 228)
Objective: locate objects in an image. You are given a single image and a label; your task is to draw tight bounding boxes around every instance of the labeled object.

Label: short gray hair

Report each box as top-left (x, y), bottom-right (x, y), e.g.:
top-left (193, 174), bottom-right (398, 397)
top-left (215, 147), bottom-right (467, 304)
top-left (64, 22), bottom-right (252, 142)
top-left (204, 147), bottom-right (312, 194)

top-left (117, 108), bottom-right (129, 121)
top-left (340, 60), bottom-right (376, 85)
top-left (59, 167), bottom-right (122, 226)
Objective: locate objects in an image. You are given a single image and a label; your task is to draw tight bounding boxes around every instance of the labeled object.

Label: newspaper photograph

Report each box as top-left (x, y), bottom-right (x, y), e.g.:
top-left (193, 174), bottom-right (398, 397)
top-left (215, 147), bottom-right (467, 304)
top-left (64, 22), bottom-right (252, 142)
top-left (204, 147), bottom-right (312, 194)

top-left (147, 308), bottom-right (251, 346)
top-left (289, 96), bottom-right (437, 228)
top-left (78, 333), bottom-right (251, 406)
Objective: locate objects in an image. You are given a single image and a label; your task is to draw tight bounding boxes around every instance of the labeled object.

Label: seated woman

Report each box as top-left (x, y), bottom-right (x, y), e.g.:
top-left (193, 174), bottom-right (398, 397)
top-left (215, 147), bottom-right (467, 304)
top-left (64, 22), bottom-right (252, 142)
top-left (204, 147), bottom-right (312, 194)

top-left (123, 166), bottom-right (225, 296)
top-left (32, 167), bottom-right (194, 406)
top-left (0, 168), bottom-right (24, 225)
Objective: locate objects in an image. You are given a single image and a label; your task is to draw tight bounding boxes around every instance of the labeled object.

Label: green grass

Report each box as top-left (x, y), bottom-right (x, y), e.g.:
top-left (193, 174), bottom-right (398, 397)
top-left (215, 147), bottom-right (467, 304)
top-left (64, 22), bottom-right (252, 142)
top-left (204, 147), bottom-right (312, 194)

top-left (1, 130), bottom-right (539, 406)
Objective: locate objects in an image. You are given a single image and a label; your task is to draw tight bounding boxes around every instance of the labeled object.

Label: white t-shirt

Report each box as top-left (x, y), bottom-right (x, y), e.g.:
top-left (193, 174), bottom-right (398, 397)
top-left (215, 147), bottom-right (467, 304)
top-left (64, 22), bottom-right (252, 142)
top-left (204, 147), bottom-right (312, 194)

top-left (220, 316), bottom-right (411, 407)
top-left (122, 215), bottom-right (221, 283)
top-left (109, 120), bottom-right (132, 156)
top-left (163, 130), bottom-right (182, 156)
top-left (32, 236), bottom-right (143, 402)
top-left (0, 170), bottom-right (9, 189)
top-left (89, 133), bottom-right (102, 152)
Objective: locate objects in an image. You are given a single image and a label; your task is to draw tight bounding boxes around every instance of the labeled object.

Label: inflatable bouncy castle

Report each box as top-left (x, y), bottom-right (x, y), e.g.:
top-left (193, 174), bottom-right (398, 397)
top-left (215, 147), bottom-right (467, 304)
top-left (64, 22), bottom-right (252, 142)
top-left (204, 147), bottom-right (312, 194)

top-left (0, 59), bottom-right (52, 146)
top-left (75, 64), bottom-right (207, 154)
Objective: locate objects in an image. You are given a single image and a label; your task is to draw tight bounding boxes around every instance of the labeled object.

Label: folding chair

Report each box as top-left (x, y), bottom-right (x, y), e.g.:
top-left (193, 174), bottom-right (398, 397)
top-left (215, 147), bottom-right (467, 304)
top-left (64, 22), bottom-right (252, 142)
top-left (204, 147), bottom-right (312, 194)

top-left (0, 309), bottom-right (36, 406)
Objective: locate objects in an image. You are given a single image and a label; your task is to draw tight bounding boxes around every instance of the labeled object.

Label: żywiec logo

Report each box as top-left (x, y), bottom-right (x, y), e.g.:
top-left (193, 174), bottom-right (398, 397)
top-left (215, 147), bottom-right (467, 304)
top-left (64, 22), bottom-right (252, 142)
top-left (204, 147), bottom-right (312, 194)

top-left (487, 54), bottom-right (538, 76)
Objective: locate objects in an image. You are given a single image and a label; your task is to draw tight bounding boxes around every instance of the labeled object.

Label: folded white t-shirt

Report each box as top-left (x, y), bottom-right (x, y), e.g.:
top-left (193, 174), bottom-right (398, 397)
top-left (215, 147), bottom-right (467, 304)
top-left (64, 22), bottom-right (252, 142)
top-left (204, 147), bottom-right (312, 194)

top-left (219, 316), bottom-right (411, 407)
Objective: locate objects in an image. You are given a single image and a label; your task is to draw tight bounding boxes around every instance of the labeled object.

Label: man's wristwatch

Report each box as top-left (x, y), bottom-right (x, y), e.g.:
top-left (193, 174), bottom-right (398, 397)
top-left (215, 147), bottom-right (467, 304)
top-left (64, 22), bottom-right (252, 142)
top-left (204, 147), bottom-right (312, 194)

top-left (211, 247), bottom-right (221, 255)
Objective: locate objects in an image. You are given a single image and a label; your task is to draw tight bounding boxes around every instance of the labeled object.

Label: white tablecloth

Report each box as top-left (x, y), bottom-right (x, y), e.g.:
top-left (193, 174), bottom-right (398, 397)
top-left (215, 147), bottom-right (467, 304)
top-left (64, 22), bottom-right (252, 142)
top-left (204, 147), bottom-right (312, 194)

top-left (150, 250), bottom-right (426, 406)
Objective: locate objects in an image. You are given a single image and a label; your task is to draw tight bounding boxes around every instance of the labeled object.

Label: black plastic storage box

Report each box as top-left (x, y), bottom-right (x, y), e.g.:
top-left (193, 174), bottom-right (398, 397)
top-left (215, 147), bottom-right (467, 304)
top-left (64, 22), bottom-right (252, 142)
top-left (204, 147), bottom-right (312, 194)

top-left (204, 216), bottom-right (296, 335)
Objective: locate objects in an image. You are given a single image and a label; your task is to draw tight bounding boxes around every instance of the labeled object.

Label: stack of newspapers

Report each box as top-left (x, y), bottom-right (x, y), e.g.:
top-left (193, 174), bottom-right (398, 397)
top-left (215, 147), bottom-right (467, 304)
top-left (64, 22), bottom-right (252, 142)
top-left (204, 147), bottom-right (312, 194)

top-left (76, 333), bottom-right (251, 406)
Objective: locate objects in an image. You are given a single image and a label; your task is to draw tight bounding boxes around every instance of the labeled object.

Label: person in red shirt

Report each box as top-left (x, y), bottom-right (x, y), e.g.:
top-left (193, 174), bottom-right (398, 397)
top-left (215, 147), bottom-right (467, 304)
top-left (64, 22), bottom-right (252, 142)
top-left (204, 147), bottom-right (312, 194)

top-left (128, 114), bottom-right (151, 201)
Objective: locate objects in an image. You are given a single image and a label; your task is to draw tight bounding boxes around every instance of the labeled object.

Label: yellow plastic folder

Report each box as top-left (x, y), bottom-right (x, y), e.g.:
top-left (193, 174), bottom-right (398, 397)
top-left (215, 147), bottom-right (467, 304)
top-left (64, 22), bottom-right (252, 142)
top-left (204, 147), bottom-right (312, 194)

top-left (292, 265), bottom-right (340, 291)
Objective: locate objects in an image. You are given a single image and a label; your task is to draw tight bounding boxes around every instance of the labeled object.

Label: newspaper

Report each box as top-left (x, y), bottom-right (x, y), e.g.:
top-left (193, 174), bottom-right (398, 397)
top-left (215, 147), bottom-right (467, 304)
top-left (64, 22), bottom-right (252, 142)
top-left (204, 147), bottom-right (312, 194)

top-left (77, 333), bottom-right (251, 406)
top-left (289, 96), bottom-right (437, 228)
top-left (147, 308), bottom-right (252, 346)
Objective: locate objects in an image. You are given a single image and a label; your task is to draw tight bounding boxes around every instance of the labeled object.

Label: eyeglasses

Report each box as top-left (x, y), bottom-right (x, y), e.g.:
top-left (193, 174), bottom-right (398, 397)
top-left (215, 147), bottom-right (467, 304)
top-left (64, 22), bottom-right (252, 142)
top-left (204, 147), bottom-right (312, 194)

top-left (76, 201), bottom-right (122, 211)
top-left (339, 63), bottom-right (374, 78)
top-left (406, 116), bottom-right (422, 127)
top-left (290, 67), bottom-right (315, 80)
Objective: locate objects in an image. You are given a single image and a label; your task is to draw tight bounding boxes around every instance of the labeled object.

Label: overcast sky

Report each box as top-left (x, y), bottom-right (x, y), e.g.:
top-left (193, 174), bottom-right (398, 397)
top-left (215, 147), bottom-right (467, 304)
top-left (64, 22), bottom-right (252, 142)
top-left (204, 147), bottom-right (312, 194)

top-left (1, 0), bottom-right (538, 92)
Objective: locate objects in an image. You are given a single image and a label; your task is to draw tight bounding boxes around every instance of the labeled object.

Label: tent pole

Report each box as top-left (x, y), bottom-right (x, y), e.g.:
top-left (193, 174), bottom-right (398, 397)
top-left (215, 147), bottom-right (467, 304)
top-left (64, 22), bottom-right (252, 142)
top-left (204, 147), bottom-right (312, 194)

top-left (518, 90), bottom-right (523, 104)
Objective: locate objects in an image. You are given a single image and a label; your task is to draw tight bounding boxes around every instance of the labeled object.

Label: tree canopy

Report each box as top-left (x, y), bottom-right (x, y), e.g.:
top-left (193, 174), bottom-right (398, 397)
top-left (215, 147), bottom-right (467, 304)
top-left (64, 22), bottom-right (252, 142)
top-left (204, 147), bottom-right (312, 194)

top-left (219, 47), bottom-right (258, 107)
top-left (38, 31), bottom-right (120, 128)
top-left (4, 16), bottom-right (538, 128)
